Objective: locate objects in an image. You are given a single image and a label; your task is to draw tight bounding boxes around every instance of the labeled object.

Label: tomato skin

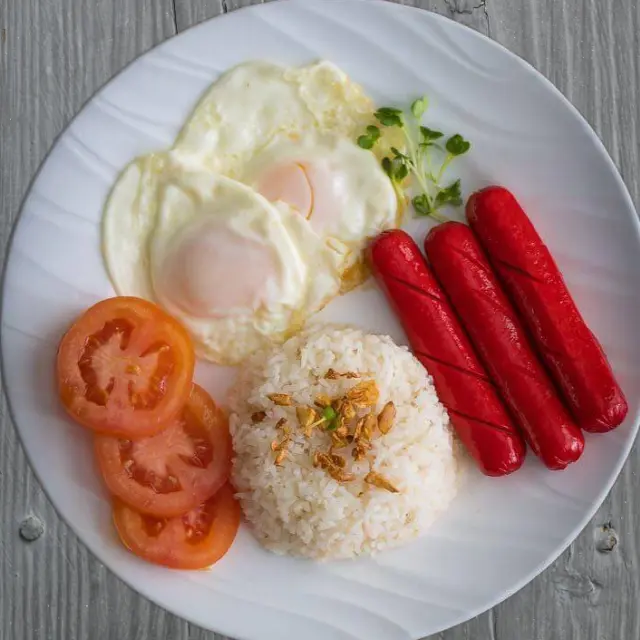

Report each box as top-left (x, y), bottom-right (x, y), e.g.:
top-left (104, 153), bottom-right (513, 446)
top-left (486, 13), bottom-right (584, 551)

top-left (95, 384), bottom-right (231, 518)
top-left (57, 297), bottom-right (195, 439)
top-left (113, 484), bottom-right (240, 570)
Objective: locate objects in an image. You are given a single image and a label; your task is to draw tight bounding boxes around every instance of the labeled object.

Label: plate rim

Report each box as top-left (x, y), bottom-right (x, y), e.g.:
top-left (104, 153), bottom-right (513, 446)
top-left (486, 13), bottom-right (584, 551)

top-left (1, 1), bottom-right (638, 638)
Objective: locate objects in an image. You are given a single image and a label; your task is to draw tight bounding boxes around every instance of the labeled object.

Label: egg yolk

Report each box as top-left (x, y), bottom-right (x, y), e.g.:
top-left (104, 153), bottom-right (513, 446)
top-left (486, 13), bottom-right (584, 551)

top-left (154, 221), bottom-right (279, 318)
top-left (257, 163), bottom-right (313, 218)
top-left (257, 162), bottom-right (345, 236)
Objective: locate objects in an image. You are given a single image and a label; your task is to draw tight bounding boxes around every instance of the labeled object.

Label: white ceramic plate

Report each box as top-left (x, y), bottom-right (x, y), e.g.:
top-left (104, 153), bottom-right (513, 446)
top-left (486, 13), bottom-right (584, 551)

top-left (2, 1), bottom-right (639, 638)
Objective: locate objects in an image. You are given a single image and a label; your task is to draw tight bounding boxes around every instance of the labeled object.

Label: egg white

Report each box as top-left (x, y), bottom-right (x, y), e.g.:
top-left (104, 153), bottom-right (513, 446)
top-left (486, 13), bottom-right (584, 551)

top-left (103, 157), bottom-right (342, 364)
top-left (172, 61), bottom-right (376, 177)
top-left (173, 61), bottom-right (398, 276)
top-left (242, 131), bottom-right (398, 257)
top-left (102, 60), bottom-right (399, 364)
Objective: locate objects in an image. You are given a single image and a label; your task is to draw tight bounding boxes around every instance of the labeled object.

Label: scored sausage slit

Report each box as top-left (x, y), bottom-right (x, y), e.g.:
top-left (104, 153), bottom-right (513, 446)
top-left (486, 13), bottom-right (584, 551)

top-left (537, 343), bottom-right (567, 363)
top-left (448, 245), bottom-right (490, 277)
top-left (493, 257), bottom-right (547, 285)
top-left (444, 407), bottom-right (518, 437)
top-left (414, 350), bottom-right (494, 386)
top-left (383, 274), bottom-right (444, 304)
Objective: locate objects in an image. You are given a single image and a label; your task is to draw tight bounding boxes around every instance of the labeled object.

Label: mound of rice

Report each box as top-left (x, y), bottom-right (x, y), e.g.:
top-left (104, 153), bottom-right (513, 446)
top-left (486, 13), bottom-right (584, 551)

top-left (229, 325), bottom-right (464, 560)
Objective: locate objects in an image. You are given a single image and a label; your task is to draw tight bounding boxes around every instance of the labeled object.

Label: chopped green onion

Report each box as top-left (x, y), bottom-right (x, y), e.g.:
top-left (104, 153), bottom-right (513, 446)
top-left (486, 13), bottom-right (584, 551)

top-left (322, 407), bottom-right (337, 422)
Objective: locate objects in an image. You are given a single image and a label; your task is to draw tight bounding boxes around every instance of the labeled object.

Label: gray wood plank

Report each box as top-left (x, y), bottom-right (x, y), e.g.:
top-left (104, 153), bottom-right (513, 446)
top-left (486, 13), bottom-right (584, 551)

top-left (1, 1), bottom-right (638, 639)
top-left (0, 2), bottom-right (206, 640)
top-left (180, 0), bottom-right (490, 35)
top-left (175, 0), bottom-right (224, 31)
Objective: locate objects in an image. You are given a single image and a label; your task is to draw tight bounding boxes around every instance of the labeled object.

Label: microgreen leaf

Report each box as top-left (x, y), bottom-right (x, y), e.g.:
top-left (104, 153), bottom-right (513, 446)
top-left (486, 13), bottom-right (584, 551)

top-left (381, 157), bottom-right (393, 178)
top-left (375, 108), bottom-right (404, 127)
top-left (358, 96), bottom-right (470, 220)
top-left (390, 146), bottom-right (410, 161)
top-left (420, 126), bottom-right (444, 142)
top-left (434, 179), bottom-right (463, 208)
top-left (395, 163), bottom-right (409, 181)
top-left (445, 134), bottom-right (471, 156)
top-left (412, 194), bottom-right (432, 217)
top-left (357, 126), bottom-right (381, 149)
top-left (411, 96), bottom-right (429, 118)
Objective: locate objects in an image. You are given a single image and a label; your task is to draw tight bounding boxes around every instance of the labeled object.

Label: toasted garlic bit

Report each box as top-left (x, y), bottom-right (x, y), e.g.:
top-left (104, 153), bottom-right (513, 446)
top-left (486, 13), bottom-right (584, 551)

top-left (346, 380), bottom-right (379, 408)
top-left (353, 440), bottom-right (371, 461)
top-left (314, 452), bottom-right (355, 483)
top-left (333, 397), bottom-right (356, 424)
top-left (365, 471), bottom-right (400, 493)
top-left (272, 424), bottom-right (291, 465)
top-left (296, 405), bottom-right (317, 432)
top-left (271, 418), bottom-right (291, 464)
top-left (332, 468), bottom-right (355, 482)
top-left (251, 411), bottom-right (267, 424)
top-left (352, 412), bottom-right (377, 461)
top-left (331, 431), bottom-right (350, 450)
top-left (377, 401), bottom-right (396, 434)
top-left (324, 368), bottom-right (361, 380)
top-left (336, 427), bottom-right (349, 441)
top-left (314, 393), bottom-right (332, 408)
top-left (268, 393), bottom-right (293, 406)
top-left (329, 453), bottom-right (347, 468)
top-left (341, 400), bottom-right (356, 421)
top-left (363, 413), bottom-right (377, 440)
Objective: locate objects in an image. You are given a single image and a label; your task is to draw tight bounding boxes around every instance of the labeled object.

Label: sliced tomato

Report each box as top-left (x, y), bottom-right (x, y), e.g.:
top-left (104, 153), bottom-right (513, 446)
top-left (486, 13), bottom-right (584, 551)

top-left (113, 484), bottom-right (240, 569)
top-left (95, 384), bottom-right (231, 518)
top-left (57, 297), bottom-right (195, 438)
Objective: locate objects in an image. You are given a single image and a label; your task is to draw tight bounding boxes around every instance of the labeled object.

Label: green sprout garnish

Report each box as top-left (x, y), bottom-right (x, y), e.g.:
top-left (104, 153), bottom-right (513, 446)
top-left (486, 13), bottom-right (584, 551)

top-left (322, 406), bottom-right (337, 422)
top-left (411, 97), bottom-right (428, 118)
top-left (357, 96), bottom-right (471, 220)
top-left (357, 125), bottom-right (381, 150)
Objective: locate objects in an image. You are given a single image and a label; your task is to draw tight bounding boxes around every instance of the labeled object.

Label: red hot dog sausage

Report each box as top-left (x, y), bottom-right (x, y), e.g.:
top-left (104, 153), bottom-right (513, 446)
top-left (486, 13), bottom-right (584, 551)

top-left (425, 222), bottom-right (584, 470)
top-left (467, 186), bottom-right (628, 433)
top-left (369, 229), bottom-right (526, 477)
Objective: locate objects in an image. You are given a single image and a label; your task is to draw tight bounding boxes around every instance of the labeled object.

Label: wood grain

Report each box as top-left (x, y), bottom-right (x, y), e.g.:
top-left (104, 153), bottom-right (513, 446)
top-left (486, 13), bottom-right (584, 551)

top-left (1, 1), bottom-right (638, 639)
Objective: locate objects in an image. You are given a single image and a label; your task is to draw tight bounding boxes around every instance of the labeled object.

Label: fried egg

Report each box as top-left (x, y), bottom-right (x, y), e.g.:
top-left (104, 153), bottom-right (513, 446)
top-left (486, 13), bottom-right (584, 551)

top-left (103, 156), bottom-right (342, 364)
top-left (244, 132), bottom-right (398, 256)
top-left (174, 61), bottom-right (397, 273)
top-left (173, 61), bottom-right (375, 176)
top-left (102, 60), bottom-right (398, 364)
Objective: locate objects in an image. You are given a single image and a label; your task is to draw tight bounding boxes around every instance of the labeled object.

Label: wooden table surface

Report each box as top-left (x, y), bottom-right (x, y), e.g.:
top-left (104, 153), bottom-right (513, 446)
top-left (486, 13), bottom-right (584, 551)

top-left (1, 1), bottom-right (639, 639)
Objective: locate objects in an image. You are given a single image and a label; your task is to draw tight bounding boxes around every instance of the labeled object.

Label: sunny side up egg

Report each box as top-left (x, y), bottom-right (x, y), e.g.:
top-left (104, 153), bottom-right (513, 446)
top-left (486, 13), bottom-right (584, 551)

top-left (104, 156), bottom-right (342, 364)
top-left (171, 61), bottom-right (398, 271)
top-left (102, 61), bottom-right (398, 364)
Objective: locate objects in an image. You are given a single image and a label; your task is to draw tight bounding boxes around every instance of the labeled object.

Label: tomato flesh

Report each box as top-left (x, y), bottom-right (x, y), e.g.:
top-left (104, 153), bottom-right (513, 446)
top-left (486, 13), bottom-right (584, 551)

top-left (57, 297), bottom-right (195, 438)
top-left (113, 484), bottom-right (240, 569)
top-left (95, 384), bottom-right (231, 517)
